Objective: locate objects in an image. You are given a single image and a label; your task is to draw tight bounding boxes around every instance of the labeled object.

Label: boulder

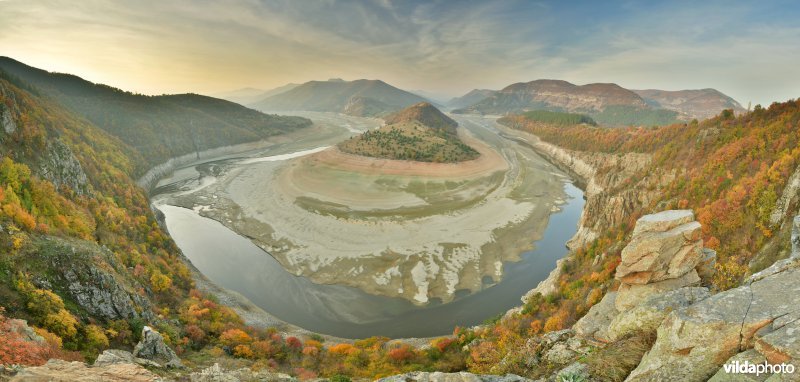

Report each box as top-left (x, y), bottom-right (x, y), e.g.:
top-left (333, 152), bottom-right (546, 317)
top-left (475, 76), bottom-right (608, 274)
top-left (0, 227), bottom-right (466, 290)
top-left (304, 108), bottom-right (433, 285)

top-left (616, 219), bottom-right (703, 284)
top-left (754, 315), bottom-right (800, 366)
top-left (603, 287), bottom-right (709, 342)
top-left (793, 215), bottom-right (800, 259)
top-left (189, 363), bottom-right (296, 382)
top-left (631, 210), bottom-right (695, 236)
top-left (133, 326), bottom-right (183, 368)
top-left (94, 349), bottom-right (136, 366)
top-left (376, 371), bottom-right (534, 382)
top-left (625, 266), bottom-right (800, 382)
top-left (6, 319), bottom-right (46, 344)
top-left (10, 359), bottom-right (161, 382)
top-left (555, 362), bottom-right (590, 382)
top-left (696, 248), bottom-right (717, 285)
top-left (573, 291), bottom-right (618, 340)
top-left (615, 269), bottom-right (700, 311)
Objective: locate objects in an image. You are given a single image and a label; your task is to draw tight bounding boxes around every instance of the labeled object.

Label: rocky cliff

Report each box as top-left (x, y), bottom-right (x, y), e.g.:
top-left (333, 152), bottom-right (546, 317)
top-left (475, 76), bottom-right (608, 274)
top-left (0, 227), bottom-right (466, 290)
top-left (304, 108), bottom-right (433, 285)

top-left (568, 210), bottom-right (800, 381)
top-left (496, 123), bottom-right (657, 251)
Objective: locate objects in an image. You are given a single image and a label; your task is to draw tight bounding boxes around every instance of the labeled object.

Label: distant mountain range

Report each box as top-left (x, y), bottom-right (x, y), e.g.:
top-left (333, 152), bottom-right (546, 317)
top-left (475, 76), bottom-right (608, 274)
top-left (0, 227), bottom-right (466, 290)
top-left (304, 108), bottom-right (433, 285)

top-left (212, 83), bottom-right (301, 105)
top-left (632, 88), bottom-right (746, 120)
top-left (0, 57), bottom-right (311, 171)
top-left (250, 79), bottom-right (429, 117)
top-left (451, 80), bottom-right (744, 126)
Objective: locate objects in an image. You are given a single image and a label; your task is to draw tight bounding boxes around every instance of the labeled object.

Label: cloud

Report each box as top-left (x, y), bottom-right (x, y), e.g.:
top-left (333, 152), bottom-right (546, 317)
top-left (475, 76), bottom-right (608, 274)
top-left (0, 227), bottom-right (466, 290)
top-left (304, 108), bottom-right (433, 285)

top-left (0, 0), bottom-right (797, 105)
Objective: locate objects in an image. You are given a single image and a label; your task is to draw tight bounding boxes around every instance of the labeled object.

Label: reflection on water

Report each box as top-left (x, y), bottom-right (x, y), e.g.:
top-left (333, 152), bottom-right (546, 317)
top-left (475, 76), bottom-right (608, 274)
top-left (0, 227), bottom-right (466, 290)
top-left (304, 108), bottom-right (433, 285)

top-left (158, 182), bottom-right (583, 339)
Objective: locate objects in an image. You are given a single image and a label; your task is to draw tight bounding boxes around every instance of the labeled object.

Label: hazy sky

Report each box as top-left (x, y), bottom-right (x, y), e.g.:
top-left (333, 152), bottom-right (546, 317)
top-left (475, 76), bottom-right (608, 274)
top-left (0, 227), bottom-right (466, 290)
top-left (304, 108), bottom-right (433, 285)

top-left (1, 0), bottom-right (798, 106)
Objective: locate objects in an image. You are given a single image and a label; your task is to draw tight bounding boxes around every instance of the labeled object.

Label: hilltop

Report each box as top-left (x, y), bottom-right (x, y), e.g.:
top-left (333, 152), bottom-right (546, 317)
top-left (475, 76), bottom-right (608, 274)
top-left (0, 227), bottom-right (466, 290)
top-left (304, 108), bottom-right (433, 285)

top-left (0, 57), bottom-right (312, 173)
top-left (446, 89), bottom-right (496, 110)
top-left (250, 78), bottom-right (428, 117)
top-left (338, 102), bottom-right (478, 162)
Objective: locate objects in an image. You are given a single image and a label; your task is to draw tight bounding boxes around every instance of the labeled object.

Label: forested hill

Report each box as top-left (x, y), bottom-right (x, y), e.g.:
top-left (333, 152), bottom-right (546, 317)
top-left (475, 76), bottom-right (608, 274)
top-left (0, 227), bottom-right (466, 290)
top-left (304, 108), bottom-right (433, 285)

top-left (0, 57), bottom-right (312, 174)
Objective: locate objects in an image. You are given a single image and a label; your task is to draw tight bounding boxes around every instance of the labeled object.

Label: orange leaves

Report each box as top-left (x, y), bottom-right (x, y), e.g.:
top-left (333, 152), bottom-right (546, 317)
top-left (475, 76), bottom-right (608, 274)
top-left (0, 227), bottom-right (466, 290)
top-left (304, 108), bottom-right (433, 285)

top-left (328, 343), bottom-right (358, 356)
top-left (387, 344), bottom-right (414, 364)
top-left (219, 328), bottom-right (252, 347)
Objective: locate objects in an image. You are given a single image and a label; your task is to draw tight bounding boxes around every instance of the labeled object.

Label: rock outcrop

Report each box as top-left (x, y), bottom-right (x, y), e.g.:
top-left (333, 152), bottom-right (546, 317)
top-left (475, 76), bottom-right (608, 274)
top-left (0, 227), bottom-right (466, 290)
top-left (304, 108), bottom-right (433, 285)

top-left (376, 371), bottom-right (534, 382)
top-left (626, 263), bottom-right (800, 381)
top-left (614, 210), bottom-right (710, 311)
top-left (38, 139), bottom-right (89, 196)
top-left (10, 359), bottom-right (162, 382)
top-left (188, 363), bottom-right (297, 382)
top-left (133, 326), bottom-right (183, 368)
top-left (32, 237), bottom-right (154, 323)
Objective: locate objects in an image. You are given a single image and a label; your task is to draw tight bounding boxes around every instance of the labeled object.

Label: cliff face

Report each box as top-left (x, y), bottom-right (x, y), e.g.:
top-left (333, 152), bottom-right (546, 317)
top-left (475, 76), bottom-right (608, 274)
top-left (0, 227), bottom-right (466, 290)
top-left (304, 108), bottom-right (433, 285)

top-left (497, 124), bottom-right (657, 250)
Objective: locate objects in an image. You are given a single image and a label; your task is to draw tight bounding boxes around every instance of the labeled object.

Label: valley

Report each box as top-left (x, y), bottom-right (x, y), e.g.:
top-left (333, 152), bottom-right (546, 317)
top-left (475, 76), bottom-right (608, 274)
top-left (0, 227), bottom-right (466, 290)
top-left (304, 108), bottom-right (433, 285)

top-left (150, 111), bottom-right (580, 336)
top-left (1, 2), bottom-right (796, 377)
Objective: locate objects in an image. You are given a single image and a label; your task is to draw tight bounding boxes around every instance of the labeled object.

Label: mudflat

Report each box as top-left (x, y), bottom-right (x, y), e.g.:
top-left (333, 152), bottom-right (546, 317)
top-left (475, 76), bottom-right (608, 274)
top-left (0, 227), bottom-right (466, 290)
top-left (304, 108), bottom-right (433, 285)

top-left (163, 113), bottom-right (569, 305)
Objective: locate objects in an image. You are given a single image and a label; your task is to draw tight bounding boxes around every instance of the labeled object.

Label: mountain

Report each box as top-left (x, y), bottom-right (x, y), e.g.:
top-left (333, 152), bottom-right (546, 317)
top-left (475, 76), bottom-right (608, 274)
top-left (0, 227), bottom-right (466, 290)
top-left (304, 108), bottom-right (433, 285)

top-left (632, 88), bottom-right (746, 120)
top-left (384, 101), bottom-right (458, 134)
top-left (210, 87), bottom-right (266, 105)
top-left (250, 78), bottom-right (428, 117)
top-left (0, 57), bottom-right (311, 172)
top-left (455, 79), bottom-right (647, 114)
top-left (446, 89), bottom-right (495, 110)
top-left (338, 102), bottom-right (477, 162)
top-left (454, 79), bottom-right (683, 126)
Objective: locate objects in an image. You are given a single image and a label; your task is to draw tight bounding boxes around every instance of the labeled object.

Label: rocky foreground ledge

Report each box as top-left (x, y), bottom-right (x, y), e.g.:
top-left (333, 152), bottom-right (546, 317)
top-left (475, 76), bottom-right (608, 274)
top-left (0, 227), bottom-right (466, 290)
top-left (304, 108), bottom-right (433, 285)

top-left (4, 211), bottom-right (800, 382)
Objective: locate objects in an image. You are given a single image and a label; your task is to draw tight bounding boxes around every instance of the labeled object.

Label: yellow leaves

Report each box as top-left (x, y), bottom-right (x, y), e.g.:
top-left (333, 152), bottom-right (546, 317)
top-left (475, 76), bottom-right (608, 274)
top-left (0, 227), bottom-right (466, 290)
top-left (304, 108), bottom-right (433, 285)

top-left (43, 309), bottom-right (78, 339)
top-left (84, 324), bottom-right (110, 351)
top-left (149, 270), bottom-right (172, 293)
top-left (328, 343), bottom-right (358, 356)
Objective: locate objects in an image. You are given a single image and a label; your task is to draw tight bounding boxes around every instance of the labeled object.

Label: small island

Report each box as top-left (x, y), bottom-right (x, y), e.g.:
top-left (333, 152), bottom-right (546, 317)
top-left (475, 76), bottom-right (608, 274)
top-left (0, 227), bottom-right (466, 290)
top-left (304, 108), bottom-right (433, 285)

top-left (338, 102), bottom-right (480, 163)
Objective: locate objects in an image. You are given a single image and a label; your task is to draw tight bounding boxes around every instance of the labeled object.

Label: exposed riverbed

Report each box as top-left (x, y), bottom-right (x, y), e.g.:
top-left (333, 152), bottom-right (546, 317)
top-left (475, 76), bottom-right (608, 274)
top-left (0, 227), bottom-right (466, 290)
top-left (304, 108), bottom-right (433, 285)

top-left (151, 112), bottom-right (584, 338)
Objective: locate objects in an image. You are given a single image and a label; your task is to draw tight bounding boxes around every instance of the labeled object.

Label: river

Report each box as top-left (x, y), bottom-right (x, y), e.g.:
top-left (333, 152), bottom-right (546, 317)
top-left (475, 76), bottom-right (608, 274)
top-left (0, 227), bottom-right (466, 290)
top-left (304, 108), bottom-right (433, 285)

top-left (152, 113), bottom-right (584, 338)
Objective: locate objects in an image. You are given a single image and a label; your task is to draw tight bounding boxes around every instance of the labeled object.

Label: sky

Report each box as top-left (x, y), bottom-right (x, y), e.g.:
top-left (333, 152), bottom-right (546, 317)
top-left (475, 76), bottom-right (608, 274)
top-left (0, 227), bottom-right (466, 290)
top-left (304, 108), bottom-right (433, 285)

top-left (1, 0), bottom-right (799, 106)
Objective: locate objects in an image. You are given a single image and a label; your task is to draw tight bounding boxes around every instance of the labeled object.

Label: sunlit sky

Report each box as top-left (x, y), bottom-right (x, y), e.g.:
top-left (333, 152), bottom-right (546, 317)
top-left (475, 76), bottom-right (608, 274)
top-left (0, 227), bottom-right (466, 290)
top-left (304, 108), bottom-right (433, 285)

top-left (1, 0), bottom-right (798, 106)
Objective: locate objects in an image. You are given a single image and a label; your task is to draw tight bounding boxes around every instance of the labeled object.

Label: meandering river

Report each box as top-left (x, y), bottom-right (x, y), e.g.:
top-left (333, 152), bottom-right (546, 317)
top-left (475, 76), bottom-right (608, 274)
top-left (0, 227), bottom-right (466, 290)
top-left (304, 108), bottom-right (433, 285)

top-left (151, 113), bottom-right (584, 338)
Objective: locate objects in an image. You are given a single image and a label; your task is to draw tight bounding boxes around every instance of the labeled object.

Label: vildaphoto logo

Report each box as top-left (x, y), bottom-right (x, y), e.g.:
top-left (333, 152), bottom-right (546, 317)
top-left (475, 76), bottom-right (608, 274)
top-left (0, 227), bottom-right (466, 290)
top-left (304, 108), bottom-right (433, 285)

top-left (723, 360), bottom-right (796, 376)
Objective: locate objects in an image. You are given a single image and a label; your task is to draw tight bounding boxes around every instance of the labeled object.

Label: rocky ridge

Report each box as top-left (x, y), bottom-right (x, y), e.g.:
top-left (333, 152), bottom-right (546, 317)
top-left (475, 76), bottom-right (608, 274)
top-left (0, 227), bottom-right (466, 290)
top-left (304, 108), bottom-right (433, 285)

top-left (456, 80), bottom-right (648, 115)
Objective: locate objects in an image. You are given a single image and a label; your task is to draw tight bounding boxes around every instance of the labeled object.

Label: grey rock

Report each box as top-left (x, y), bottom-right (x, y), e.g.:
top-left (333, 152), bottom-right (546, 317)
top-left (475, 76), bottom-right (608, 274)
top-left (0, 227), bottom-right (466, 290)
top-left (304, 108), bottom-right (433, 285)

top-left (604, 287), bottom-right (709, 342)
top-left (754, 315), bottom-right (800, 367)
top-left (573, 291), bottom-right (618, 340)
top-left (615, 269), bottom-right (701, 311)
top-left (38, 139), bottom-right (89, 196)
top-left (0, 84), bottom-right (19, 134)
top-left (792, 215), bottom-right (800, 259)
top-left (36, 238), bottom-right (154, 323)
top-left (708, 350), bottom-right (771, 381)
top-left (696, 248), bottom-right (717, 285)
top-left (133, 326), bottom-right (183, 368)
top-left (555, 362), bottom-right (590, 382)
top-left (616, 219), bottom-right (703, 285)
top-left (94, 349), bottom-right (135, 367)
top-left (6, 319), bottom-right (46, 344)
top-left (631, 210), bottom-right (695, 236)
top-left (189, 363), bottom-right (297, 382)
top-left (625, 266), bottom-right (800, 382)
top-left (376, 371), bottom-right (534, 382)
